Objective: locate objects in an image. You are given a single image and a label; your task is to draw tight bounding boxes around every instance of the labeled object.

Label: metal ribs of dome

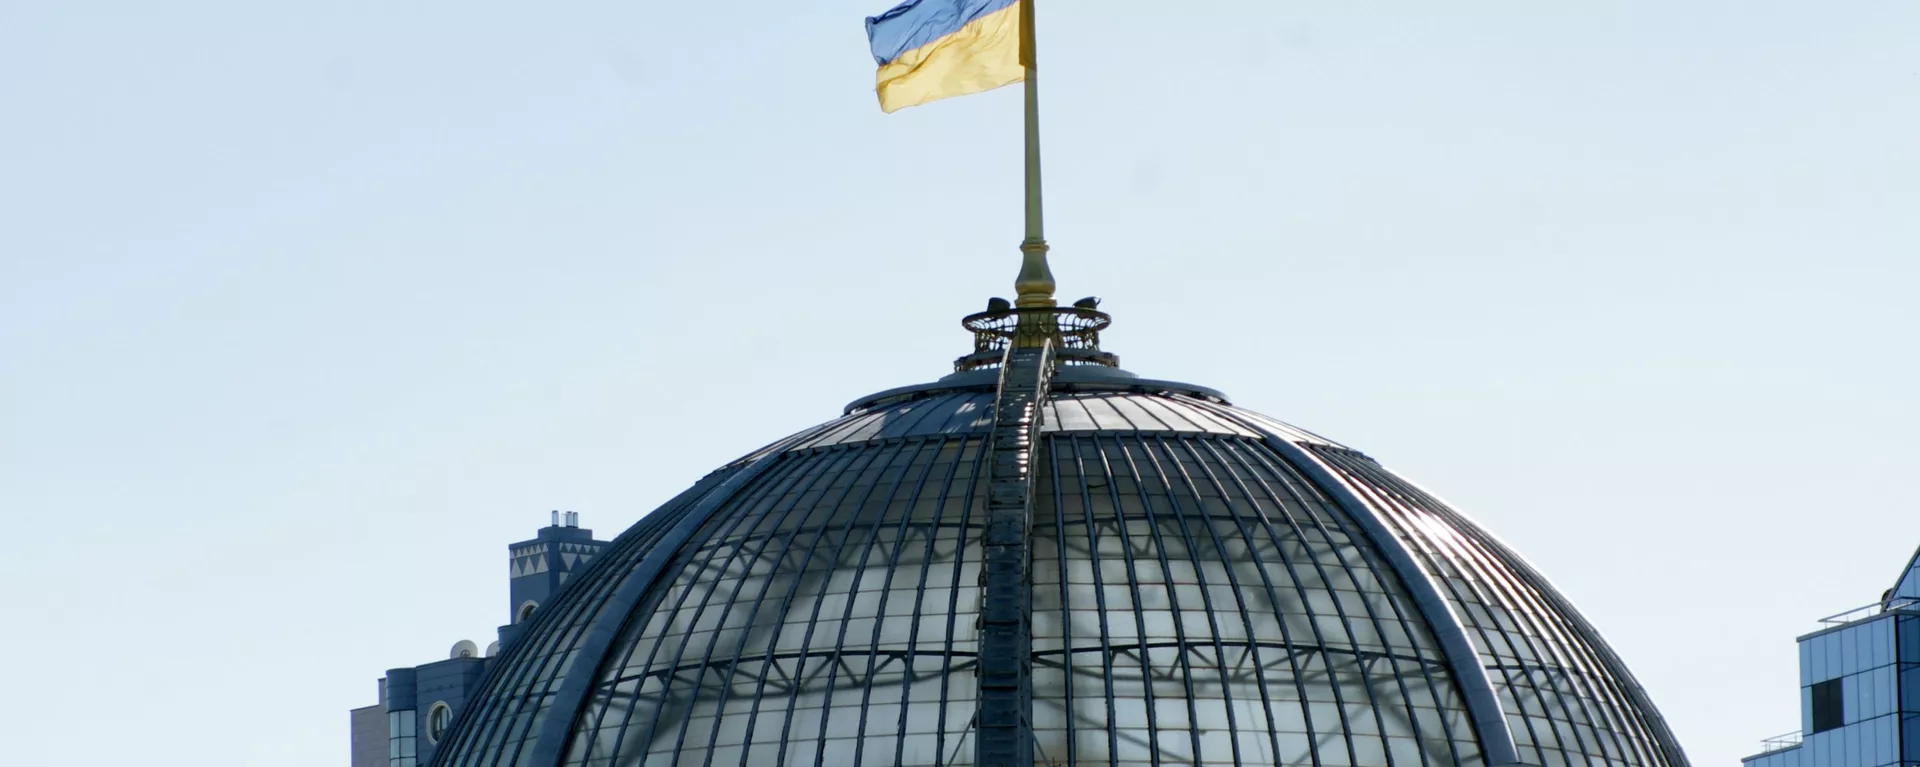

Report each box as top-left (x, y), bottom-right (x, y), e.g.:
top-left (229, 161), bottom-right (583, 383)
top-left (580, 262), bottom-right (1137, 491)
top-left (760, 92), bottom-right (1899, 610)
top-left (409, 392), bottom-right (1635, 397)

top-left (429, 345), bottom-right (1688, 767)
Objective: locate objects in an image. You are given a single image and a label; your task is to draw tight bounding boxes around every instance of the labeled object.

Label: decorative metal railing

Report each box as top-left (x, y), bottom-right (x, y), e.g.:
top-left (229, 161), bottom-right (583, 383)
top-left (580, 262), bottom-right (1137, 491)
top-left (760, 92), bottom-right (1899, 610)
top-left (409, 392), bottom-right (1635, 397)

top-left (954, 306), bottom-right (1117, 372)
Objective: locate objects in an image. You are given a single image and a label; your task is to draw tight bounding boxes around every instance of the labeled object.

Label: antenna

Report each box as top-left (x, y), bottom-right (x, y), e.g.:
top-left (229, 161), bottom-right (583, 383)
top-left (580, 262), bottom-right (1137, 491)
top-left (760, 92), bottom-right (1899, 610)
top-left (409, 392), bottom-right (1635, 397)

top-left (450, 639), bottom-right (479, 659)
top-left (550, 510), bottom-right (559, 527)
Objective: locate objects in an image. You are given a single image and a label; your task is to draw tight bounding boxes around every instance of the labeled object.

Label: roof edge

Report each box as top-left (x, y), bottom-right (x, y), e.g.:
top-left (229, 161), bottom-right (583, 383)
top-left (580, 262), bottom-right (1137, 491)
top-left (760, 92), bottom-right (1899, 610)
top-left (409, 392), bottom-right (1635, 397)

top-left (845, 364), bottom-right (1230, 414)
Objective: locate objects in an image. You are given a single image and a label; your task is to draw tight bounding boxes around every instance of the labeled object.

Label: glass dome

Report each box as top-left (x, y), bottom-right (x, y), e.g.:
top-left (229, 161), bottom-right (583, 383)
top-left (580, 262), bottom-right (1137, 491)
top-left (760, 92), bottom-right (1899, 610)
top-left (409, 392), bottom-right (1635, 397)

top-left (428, 310), bottom-right (1688, 767)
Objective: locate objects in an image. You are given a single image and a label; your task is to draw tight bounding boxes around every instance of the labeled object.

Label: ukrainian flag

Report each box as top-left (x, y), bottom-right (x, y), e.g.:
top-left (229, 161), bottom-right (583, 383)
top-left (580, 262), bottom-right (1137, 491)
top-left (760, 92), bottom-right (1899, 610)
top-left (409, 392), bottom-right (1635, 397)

top-left (866, 0), bottom-right (1025, 113)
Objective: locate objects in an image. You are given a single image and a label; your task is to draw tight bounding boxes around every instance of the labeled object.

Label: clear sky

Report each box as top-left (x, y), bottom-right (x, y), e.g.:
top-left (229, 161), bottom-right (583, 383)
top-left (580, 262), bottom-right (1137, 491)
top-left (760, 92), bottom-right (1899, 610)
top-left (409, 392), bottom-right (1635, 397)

top-left (2, 1), bottom-right (1916, 765)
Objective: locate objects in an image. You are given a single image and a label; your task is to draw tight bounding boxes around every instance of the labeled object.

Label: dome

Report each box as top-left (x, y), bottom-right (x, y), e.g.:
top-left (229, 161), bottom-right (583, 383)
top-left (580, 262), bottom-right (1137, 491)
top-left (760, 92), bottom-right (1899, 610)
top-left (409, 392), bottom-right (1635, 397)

top-left (428, 306), bottom-right (1688, 767)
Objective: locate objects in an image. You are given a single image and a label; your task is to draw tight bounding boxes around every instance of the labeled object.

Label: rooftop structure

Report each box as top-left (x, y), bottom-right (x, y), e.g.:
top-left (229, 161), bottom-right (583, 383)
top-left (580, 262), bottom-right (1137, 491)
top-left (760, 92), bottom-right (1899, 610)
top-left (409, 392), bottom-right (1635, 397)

top-left (1740, 550), bottom-right (1920, 767)
top-left (403, 288), bottom-right (1689, 767)
top-left (351, 514), bottom-right (611, 767)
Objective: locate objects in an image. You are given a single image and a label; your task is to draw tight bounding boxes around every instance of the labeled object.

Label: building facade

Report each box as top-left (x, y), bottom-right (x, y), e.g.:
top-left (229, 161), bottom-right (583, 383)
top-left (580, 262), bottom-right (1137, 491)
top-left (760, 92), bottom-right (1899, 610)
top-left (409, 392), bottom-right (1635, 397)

top-left (1742, 551), bottom-right (1920, 767)
top-left (351, 512), bottom-right (610, 767)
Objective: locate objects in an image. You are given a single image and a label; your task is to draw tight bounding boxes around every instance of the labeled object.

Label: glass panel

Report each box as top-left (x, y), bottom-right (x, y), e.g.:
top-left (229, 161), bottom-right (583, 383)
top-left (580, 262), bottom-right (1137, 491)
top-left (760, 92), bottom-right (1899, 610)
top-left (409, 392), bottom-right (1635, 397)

top-left (557, 438), bottom-right (989, 767)
top-left (436, 395), bottom-right (1681, 767)
top-left (1314, 445), bottom-right (1679, 767)
top-left (1025, 435), bottom-right (1485, 767)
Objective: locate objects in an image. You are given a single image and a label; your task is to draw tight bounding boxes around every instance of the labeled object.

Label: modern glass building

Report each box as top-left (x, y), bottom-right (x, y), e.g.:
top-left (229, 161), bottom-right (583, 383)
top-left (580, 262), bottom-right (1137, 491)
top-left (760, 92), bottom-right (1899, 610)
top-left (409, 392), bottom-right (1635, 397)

top-left (1741, 550), bottom-right (1920, 767)
top-left (399, 288), bottom-right (1691, 767)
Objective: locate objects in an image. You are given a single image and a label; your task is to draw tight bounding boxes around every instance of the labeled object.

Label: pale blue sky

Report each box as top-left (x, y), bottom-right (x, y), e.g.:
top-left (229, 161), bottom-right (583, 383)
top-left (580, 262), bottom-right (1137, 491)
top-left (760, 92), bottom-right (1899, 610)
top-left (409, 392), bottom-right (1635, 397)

top-left (2, 1), bottom-right (1916, 765)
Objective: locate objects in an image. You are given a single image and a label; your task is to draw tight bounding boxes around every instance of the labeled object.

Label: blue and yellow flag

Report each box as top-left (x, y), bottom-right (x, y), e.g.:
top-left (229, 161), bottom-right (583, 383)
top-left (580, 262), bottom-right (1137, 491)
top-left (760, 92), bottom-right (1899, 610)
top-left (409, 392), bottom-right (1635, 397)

top-left (865, 0), bottom-right (1025, 113)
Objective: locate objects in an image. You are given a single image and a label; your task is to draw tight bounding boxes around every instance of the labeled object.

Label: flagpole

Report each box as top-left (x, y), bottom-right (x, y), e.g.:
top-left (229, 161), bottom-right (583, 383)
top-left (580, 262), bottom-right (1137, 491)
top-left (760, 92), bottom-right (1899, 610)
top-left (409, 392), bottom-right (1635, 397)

top-left (1012, 0), bottom-right (1055, 308)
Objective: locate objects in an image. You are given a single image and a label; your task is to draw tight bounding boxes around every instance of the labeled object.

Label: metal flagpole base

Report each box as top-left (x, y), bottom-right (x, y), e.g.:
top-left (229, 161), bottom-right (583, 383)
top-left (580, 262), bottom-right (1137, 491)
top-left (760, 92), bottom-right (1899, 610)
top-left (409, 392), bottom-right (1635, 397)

top-left (1014, 238), bottom-right (1054, 308)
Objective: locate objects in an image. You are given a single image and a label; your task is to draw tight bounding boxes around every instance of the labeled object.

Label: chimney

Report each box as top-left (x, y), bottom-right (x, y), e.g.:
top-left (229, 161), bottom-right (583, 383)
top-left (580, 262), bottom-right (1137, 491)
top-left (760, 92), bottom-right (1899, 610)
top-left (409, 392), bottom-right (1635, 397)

top-left (550, 510), bottom-right (559, 527)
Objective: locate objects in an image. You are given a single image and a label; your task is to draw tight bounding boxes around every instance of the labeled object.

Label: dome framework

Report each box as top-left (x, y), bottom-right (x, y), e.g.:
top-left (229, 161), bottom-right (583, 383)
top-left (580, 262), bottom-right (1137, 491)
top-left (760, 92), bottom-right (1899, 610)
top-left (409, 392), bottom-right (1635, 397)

top-left (427, 308), bottom-right (1688, 767)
